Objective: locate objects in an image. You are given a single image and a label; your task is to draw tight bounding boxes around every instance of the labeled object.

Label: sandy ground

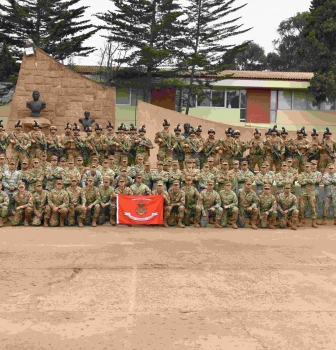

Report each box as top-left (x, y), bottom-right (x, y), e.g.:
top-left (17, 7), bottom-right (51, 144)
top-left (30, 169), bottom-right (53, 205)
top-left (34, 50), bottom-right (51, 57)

top-left (1, 223), bottom-right (336, 350)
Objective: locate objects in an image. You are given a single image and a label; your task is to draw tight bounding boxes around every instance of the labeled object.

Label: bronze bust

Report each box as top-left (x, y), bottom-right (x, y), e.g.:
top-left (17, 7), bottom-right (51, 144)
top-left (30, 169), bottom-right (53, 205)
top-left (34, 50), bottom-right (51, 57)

top-left (79, 111), bottom-right (95, 129)
top-left (26, 90), bottom-right (46, 118)
top-left (182, 122), bottom-right (191, 138)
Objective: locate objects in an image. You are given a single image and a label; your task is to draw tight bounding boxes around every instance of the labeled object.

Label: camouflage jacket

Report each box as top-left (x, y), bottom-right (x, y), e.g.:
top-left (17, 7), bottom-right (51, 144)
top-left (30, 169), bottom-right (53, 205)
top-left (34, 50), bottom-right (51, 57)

top-left (13, 191), bottom-right (33, 208)
top-left (238, 190), bottom-right (259, 209)
top-left (32, 190), bottom-right (48, 210)
top-left (168, 188), bottom-right (185, 206)
top-left (67, 186), bottom-right (85, 206)
top-left (297, 172), bottom-right (316, 196)
top-left (0, 190), bottom-right (9, 206)
top-left (258, 193), bottom-right (277, 212)
top-left (199, 171), bottom-right (215, 189)
top-left (200, 189), bottom-right (221, 214)
top-left (130, 183), bottom-right (151, 196)
top-left (219, 190), bottom-right (238, 209)
top-left (48, 189), bottom-right (69, 209)
top-left (99, 186), bottom-right (115, 205)
top-left (182, 186), bottom-right (200, 207)
top-left (82, 186), bottom-right (101, 206)
top-left (277, 193), bottom-right (298, 212)
top-left (322, 173), bottom-right (336, 197)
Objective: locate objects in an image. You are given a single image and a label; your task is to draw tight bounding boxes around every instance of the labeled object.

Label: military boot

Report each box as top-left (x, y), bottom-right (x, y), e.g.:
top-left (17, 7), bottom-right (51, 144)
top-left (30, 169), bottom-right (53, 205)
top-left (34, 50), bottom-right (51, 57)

top-left (194, 218), bottom-right (200, 228)
top-left (163, 217), bottom-right (169, 228)
top-left (291, 217), bottom-right (298, 230)
top-left (92, 215), bottom-right (99, 227)
top-left (214, 218), bottom-right (222, 229)
top-left (0, 217), bottom-right (3, 227)
top-left (177, 218), bottom-right (185, 228)
top-left (297, 217), bottom-right (303, 227)
top-left (251, 218), bottom-right (258, 230)
top-left (78, 219), bottom-right (84, 227)
top-left (317, 217), bottom-right (327, 225)
top-left (59, 212), bottom-right (66, 227)
top-left (268, 218), bottom-right (276, 230)
top-left (44, 218), bottom-right (49, 227)
top-left (24, 212), bottom-right (32, 227)
top-left (312, 218), bottom-right (318, 228)
top-left (109, 214), bottom-right (116, 226)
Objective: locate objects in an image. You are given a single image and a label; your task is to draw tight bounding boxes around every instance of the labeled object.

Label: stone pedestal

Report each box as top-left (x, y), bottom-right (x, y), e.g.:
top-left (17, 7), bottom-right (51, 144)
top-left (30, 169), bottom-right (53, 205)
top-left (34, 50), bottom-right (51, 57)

top-left (21, 118), bottom-right (51, 134)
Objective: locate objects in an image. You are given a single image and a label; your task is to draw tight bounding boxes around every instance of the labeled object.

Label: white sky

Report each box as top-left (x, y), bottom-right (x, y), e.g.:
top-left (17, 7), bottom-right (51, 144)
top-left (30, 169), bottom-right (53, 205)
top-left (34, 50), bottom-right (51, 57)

top-left (74, 0), bottom-right (312, 66)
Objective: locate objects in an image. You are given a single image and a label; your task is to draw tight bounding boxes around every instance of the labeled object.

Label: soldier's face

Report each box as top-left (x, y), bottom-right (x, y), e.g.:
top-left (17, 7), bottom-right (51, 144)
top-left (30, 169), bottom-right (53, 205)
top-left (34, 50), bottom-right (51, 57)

top-left (51, 129), bottom-right (56, 134)
top-left (18, 184), bottom-right (25, 192)
top-left (311, 163), bottom-right (317, 170)
top-left (186, 178), bottom-right (192, 184)
top-left (328, 166), bottom-right (334, 174)
top-left (87, 179), bottom-right (94, 186)
top-left (222, 163), bottom-right (229, 169)
top-left (103, 161), bottom-right (109, 168)
top-left (71, 180), bottom-right (77, 186)
top-left (33, 161), bottom-right (39, 167)
top-left (172, 163), bottom-right (178, 169)
top-left (96, 130), bottom-right (102, 135)
top-left (103, 180), bottom-right (110, 186)
top-left (139, 132), bottom-right (145, 137)
top-left (163, 125), bottom-right (169, 130)
top-left (173, 183), bottom-right (179, 190)
top-left (157, 164), bottom-right (163, 170)
top-left (119, 181), bottom-right (125, 188)
top-left (0, 158), bottom-right (5, 164)
top-left (203, 165), bottom-right (209, 172)
top-left (261, 166), bottom-right (267, 173)
top-left (245, 183), bottom-right (252, 190)
top-left (225, 184), bottom-right (231, 191)
top-left (22, 163), bottom-right (29, 169)
top-left (284, 187), bottom-right (291, 194)
top-left (207, 183), bottom-right (214, 190)
top-left (36, 184), bottom-right (42, 191)
top-left (91, 167), bottom-right (96, 174)
top-left (255, 134), bottom-right (260, 139)
top-left (157, 185), bottom-right (163, 192)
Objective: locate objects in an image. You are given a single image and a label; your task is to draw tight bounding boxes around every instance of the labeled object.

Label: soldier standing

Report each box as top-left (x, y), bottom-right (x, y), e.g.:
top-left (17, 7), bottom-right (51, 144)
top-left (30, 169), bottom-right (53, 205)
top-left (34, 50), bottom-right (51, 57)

top-left (280, 127), bottom-right (292, 160)
top-left (46, 180), bottom-right (69, 227)
top-left (46, 126), bottom-right (62, 161)
top-left (92, 123), bottom-right (105, 163)
top-left (152, 181), bottom-right (170, 227)
top-left (114, 124), bottom-right (131, 167)
top-left (237, 180), bottom-right (259, 230)
top-left (31, 182), bottom-right (49, 226)
top-left (102, 121), bottom-right (116, 158)
top-left (172, 124), bottom-right (185, 170)
top-left (100, 159), bottom-right (115, 184)
top-left (28, 120), bottom-right (46, 163)
top-left (12, 182), bottom-right (34, 226)
top-left (274, 162), bottom-right (296, 195)
top-left (154, 119), bottom-right (174, 162)
top-left (82, 164), bottom-right (103, 187)
top-left (255, 163), bottom-right (274, 195)
top-left (45, 155), bottom-right (64, 191)
top-left (181, 175), bottom-right (201, 228)
top-left (0, 180), bottom-right (9, 227)
top-left (199, 180), bottom-right (223, 228)
top-left (9, 120), bottom-right (31, 167)
top-left (203, 129), bottom-right (220, 165)
top-left (310, 159), bottom-right (323, 218)
top-left (0, 120), bottom-right (9, 157)
top-left (264, 125), bottom-right (283, 172)
top-left (182, 159), bottom-right (200, 188)
top-left (220, 128), bottom-right (236, 168)
top-left (233, 130), bottom-right (246, 166)
top-left (320, 164), bottom-right (336, 225)
top-left (229, 160), bottom-right (241, 195)
top-left (66, 177), bottom-right (86, 227)
top-left (26, 158), bottom-right (44, 192)
top-left (168, 160), bottom-right (182, 190)
top-left (3, 159), bottom-right (21, 199)
top-left (297, 163), bottom-right (318, 228)
top-left (319, 128), bottom-right (336, 173)
top-left (151, 161), bottom-right (168, 191)
top-left (277, 185), bottom-right (299, 230)
top-left (183, 128), bottom-right (203, 168)
top-left (199, 163), bottom-right (215, 192)
top-left (307, 129), bottom-right (322, 164)
top-left (237, 160), bottom-right (255, 191)
top-left (215, 160), bottom-right (231, 193)
top-left (219, 182), bottom-right (238, 229)
top-left (258, 184), bottom-right (277, 229)
top-left (134, 125), bottom-right (153, 162)
top-left (247, 129), bottom-right (264, 173)
top-left (291, 128), bottom-right (310, 173)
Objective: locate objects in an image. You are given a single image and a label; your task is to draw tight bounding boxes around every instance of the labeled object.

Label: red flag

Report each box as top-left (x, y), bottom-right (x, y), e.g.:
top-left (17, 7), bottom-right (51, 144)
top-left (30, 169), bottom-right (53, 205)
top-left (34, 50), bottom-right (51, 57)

top-left (117, 195), bottom-right (164, 225)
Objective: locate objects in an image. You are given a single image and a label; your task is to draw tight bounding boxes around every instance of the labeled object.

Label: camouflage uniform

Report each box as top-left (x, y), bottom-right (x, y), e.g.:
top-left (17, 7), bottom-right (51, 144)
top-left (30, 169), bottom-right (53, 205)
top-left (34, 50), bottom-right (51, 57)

top-left (152, 188), bottom-right (170, 225)
top-left (274, 170), bottom-right (296, 195)
top-left (100, 168), bottom-right (115, 184)
top-left (0, 129), bottom-right (9, 156)
top-left (291, 137), bottom-right (310, 173)
top-left (319, 138), bottom-right (336, 172)
top-left (168, 168), bottom-right (182, 190)
top-left (247, 138), bottom-right (265, 173)
top-left (82, 170), bottom-right (103, 187)
top-left (237, 170), bottom-right (255, 191)
top-left (28, 129), bottom-right (47, 160)
top-left (61, 134), bottom-right (82, 162)
top-left (183, 136), bottom-right (203, 167)
top-left (151, 169), bottom-right (169, 191)
top-left (264, 135), bottom-right (284, 172)
top-left (98, 185), bottom-right (115, 225)
top-left (255, 171), bottom-right (274, 196)
top-left (297, 170), bottom-right (317, 226)
top-left (102, 131), bottom-right (117, 157)
top-left (167, 187), bottom-right (186, 227)
top-left (237, 189), bottom-right (259, 228)
top-left (181, 185), bottom-right (201, 227)
top-left (199, 189), bottom-right (223, 226)
top-left (277, 192), bottom-right (299, 229)
top-left (134, 136), bottom-right (154, 162)
top-left (66, 186), bottom-right (86, 226)
top-left (154, 130), bottom-right (174, 162)
top-left (258, 192), bottom-right (277, 228)
top-left (114, 134), bottom-right (131, 167)
top-left (220, 136), bottom-right (236, 167)
top-left (12, 191), bottom-right (34, 226)
top-left (172, 133), bottom-right (185, 169)
top-left (45, 133), bottom-right (62, 161)
top-left (82, 186), bottom-right (101, 225)
top-left (62, 168), bottom-right (81, 188)
top-left (130, 183), bottom-right (151, 196)
top-left (198, 171), bottom-right (215, 191)
top-left (26, 167), bottom-right (44, 192)
top-left (219, 190), bottom-right (238, 227)
top-left (215, 169), bottom-right (231, 192)
top-left (92, 133), bottom-right (105, 163)
top-left (203, 138), bottom-right (220, 165)
top-left (32, 189), bottom-right (50, 226)
top-left (46, 189), bottom-right (69, 227)
top-left (3, 169), bottom-right (21, 195)
top-left (9, 131), bottom-right (31, 163)
top-left (228, 169), bottom-right (241, 195)
top-left (45, 166), bottom-right (64, 191)
top-left (321, 172), bottom-right (336, 223)
top-left (0, 189), bottom-right (9, 226)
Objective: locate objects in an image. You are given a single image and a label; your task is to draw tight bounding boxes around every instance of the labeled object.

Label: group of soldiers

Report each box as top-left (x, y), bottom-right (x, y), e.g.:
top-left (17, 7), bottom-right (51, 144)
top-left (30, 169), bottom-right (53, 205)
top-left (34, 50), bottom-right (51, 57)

top-left (0, 118), bottom-right (335, 229)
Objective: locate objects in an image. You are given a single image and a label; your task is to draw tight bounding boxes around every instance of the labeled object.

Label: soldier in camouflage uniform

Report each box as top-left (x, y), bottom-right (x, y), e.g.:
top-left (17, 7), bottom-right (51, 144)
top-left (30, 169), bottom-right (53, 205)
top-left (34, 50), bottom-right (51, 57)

top-left (319, 128), bottom-right (336, 173)
top-left (154, 119), bottom-right (174, 162)
top-left (255, 163), bottom-right (274, 196)
top-left (237, 160), bottom-right (255, 191)
top-left (46, 125), bottom-right (62, 161)
top-left (274, 162), bottom-right (296, 195)
top-left (72, 123), bottom-right (85, 162)
top-left (32, 182), bottom-right (50, 226)
top-left (172, 124), bottom-right (185, 170)
top-left (166, 180), bottom-right (186, 228)
top-left (0, 180), bottom-right (9, 227)
top-left (102, 121), bottom-right (116, 158)
top-left (62, 159), bottom-right (81, 188)
top-left (75, 157), bottom-right (88, 179)
top-left (246, 129), bottom-right (264, 173)
top-left (46, 180), bottom-right (69, 227)
top-left (203, 129), bottom-right (220, 166)
top-left (181, 175), bottom-right (201, 228)
top-left (113, 168), bottom-right (133, 188)
top-left (3, 160), bottom-right (21, 200)
top-left (182, 159), bottom-right (200, 188)
top-left (28, 120), bottom-right (47, 163)
top-left (320, 163), bottom-right (336, 225)
top-left (151, 160), bottom-right (169, 191)
top-left (280, 127), bottom-right (292, 160)
top-left (297, 163), bottom-right (318, 228)
top-left (277, 184), bottom-right (299, 230)
top-left (142, 162), bottom-right (152, 189)
top-left (237, 180), bottom-right (259, 230)
top-left (199, 180), bottom-right (223, 228)
top-left (100, 159), bottom-right (115, 184)
top-left (264, 125), bottom-right (283, 172)
top-left (229, 160), bottom-right (241, 195)
top-left (219, 182), bottom-right (238, 229)
top-left (82, 164), bottom-right (103, 187)
top-left (152, 181), bottom-right (170, 227)
top-left (134, 125), bottom-right (153, 162)
top-left (92, 123), bottom-right (105, 163)
top-left (9, 120), bottom-right (31, 167)
top-left (233, 130), bottom-right (246, 166)
top-left (98, 177), bottom-right (115, 225)
top-left (291, 127), bottom-right (310, 173)
top-left (20, 159), bottom-right (30, 190)
top-left (0, 120), bottom-right (9, 157)
top-left (111, 178), bottom-right (133, 225)
top-left (199, 163), bottom-right (215, 192)
top-left (130, 173), bottom-right (151, 195)
top-left (306, 129), bottom-right (322, 165)
top-left (40, 152), bottom-right (51, 174)
top-left (12, 182), bottom-right (34, 226)
top-left (168, 160), bottom-right (182, 190)
top-left (114, 124), bottom-right (131, 167)
top-left (258, 184), bottom-right (277, 229)
top-left (45, 155), bottom-right (64, 191)
top-left (183, 127), bottom-right (203, 168)
top-left (26, 158), bottom-right (44, 192)
top-left (60, 123), bottom-right (75, 161)
top-left (215, 160), bottom-right (231, 193)
top-left (66, 177), bottom-right (86, 227)
top-left (0, 154), bottom-right (8, 177)
top-left (310, 159), bottom-right (323, 220)
top-left (82, 176), bottom-right (101, 227)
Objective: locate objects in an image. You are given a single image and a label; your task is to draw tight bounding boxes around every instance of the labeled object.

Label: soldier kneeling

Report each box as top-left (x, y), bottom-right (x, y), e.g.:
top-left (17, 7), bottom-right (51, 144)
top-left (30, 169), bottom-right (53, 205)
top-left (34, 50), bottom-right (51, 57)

top-left (277, 185), bottom-right (299, 230)
top-left (219, 182), bottom-right (238, 229)
top-left (258, 184), bottom-right (277, 229)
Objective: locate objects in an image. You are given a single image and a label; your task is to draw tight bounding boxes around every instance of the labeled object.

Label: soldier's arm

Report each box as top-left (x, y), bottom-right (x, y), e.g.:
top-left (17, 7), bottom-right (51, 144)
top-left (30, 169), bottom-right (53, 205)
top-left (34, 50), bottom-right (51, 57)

top-left (288, 195), bottom-right (298, 211)
top-left (58, 192), bottom-right (69, 209)
top-left (251, 193), bottom-right (259, 209)
top-left (3, 192), bottom-right (9, 206)
top-left (271, 196), bottom-right (277, 211)
top-left (254, 174), bottom-right (263, 185)
top-left (24, 192), bottom-right (34, 208)
top-left (322, 174), bottom-right (331, 186)
top-left (213, 192), bottom-right (221, 208)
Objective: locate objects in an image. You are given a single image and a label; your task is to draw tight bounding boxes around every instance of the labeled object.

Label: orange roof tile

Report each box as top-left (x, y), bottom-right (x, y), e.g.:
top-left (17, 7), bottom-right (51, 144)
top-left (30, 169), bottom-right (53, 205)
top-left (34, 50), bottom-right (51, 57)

top-left (216, 70), bottom-right (314, 80)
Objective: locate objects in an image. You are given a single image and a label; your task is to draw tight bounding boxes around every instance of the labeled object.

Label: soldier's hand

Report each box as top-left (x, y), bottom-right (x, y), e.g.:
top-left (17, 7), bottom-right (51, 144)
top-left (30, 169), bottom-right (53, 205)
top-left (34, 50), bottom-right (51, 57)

top-left (53, 207), bottom-right (59, 212)
top-left (247, 206), bottom-right (253, 211)
top-left (224, 205), bottom-right (229, 210)
top-left (203, 213), bottom-right (207, 217)
top-left (158, 138), bottom-right (163, 142)
top-left (284, 210), bottom-right (289, 214)
top-left (210, 207), bottom-right (215, 212)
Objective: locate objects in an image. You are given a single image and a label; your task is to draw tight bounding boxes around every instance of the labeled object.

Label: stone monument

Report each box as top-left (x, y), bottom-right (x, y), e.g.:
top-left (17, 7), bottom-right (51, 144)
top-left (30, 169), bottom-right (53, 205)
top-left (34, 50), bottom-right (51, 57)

top-left (79, 111), bottom-right (95, 129)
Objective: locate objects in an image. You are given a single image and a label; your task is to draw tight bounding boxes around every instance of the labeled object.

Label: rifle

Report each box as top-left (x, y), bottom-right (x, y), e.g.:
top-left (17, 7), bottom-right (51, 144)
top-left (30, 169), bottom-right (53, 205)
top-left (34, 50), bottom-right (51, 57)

top-left (36, 136), bottom-right (47, 151)
top-left (74, 136), bottom-right (89, 159)
top-left (271, 145), bottom-right (282, 162)
top-left (118, 139), bottom-right (133, 157)
top-left (10, 133), bottom-right (30, 157)
top-left (322, 141), bottom-right (335, 160)
top-left (189, 139), bottom-right (200, 155)
top-left (205, 140), bottom-right (218, 158)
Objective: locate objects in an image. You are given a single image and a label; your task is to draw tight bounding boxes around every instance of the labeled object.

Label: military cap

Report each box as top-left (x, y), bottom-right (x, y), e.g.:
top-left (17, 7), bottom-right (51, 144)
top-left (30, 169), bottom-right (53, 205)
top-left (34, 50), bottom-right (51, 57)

top-left (157, 161), bottom-right (163, 165)
top-left (157, 181), bottom-right (164, 186)
top-left (95, 123), bottom-right (103, 131)
top-left (225, 127), bottom-right (233, 134)
top-left (208, 128), bottom-right (215, 134)
top-left (15, 120), bottom-right (22, 128)
top-left (310, 160), bottom-right (318, 165)
top-left (35, 181), bottom-right (43, 186)
top-left (174, 123), bottom-right (181, 132)
top-left (85, 127), bottom-right (92, 132)
top-left (136, 173), bottom-right (143, 178)
top-left (64, 123), bottom-right (72, 130)
top-left (0, 120), bottom-right (4, 128)
top-left (50, 155), bottom-right (58, 160)
top-left (33, 158), bottom-right (40, 163)
top-left (261, 163), bottom-right (267, 167)
top-left (90, 164), bottom-right (97, 168)
top-left (172, 160), bottom-right (179, 164)
top-left (221, 159), bottom-right (229, 164)
top-left (41, 152), bottom-right (47, 156)
top-left (305, 163), bottom-right (311, 167)
top-left (241, 160), bottom-right (248, 165)
top-left (162, 119), bottom-right (170, 126)
top-left (139, 124), bottom-right (146, 133)
top-left (254, 128), bottom-right (261, 135)
top-left (77, 157), bottom-right (83, 161)
top-left (107, 121), bottom-right (114, 129)
top-left (120, 168), bottom-right (127, 172)
top-left (33, 120), bottom-right (39, 128)
top-left (172, 180), bottom-right (180, 184)
top-left (0, 154), bottom-right (5, 159)
top-left (137, 155), bottom-right (144, 159)
top-left (208, 180), bottom-right (215, 184)
top-left (102, 176), bottom-right (111, 181)
top-left (186, 159), bottom-right (193, 163)
top-left (60, 157), bottom-right (67, 162)
top-left (189, 127), bottom-right (196, 135)
top-left (9, 159), bottom-right (16, 164)
top-left (281, 127), bottom-right (288, 135)
top-left (196, 125), bottom-right (202, 133)
top-left (50, 125), bottom-right (57, 130)
top-left (234, 130), bottom-right (240, 135)
top-left (311, 128), bottom-right (318, 136)
top-left (233, 160), bottom-right (239, 165)
top-left (325, 127), bottom-right (332, 135)
top-left (118, 178), bottom-right (126, 182)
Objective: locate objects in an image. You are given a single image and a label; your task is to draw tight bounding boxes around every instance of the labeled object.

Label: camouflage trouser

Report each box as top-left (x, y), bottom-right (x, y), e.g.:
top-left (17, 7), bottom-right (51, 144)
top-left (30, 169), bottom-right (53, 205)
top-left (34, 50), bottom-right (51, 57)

top-left (319, 155), bottom-right (334, 173)
top-left (29, 148), bottom-right (43, 162)
top-left (184, 154), bottom-right (200, 168)
top-left (220, 206), bottom-right (238, 227)
top-left (323, 196), bottom-right (336, 218)
top-left (32, 206), bottom-right (51, 226)
top-left (299, 195), bottom-right (316, 219)
top-left (259, 210), bottom-right (277, 228)
top-left (114, 151), bottom-right (126, 167)
top-left (67, 204), bottom-right (86, 226)
top-left (184, 205), bottom-right (201, 225)
top-left (136, 152), bottom-right (149, 163)
top-left (248, 156), bottom-right (264, 173)
top-left (65, 149), bottom-right (82, 162)
top-left (12, 206), bottom-right (34, 226)
top-left (169, 205), bottom-right (185, 218)
top-left (238, 206), bottom-right (258, 228)
top-left (11, 150), bottom-right (27, 165)
top-left (0, 204), bottom-right (8, 218)
top-left (277, 208), bottom-right (299, 228)
top-left (157, 149), bottom-right (172, 162)
top-left (98, 204), bottom-right (113, 224)
top-left (293, 154), bottom-right (307, 174)
top-left (200, 207), bottom-right (223, 227)
top-left (45, 206), bottom-right (68, 227)
top-left (220, 155), bottom-right (234, 169)
top-left (84, 204), bottom-right (100, 224)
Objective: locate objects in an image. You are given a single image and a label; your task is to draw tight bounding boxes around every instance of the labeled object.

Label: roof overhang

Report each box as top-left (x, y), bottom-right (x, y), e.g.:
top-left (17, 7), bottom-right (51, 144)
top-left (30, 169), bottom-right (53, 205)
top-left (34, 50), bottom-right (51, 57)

top-left (211, 79), bottom-right (310, 89)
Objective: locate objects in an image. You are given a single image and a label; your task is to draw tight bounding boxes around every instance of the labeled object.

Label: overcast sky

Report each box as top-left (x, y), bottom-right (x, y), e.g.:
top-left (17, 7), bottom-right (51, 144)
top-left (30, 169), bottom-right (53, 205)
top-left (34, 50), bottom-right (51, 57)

top-left (74, 0), bottom-right (312, 66)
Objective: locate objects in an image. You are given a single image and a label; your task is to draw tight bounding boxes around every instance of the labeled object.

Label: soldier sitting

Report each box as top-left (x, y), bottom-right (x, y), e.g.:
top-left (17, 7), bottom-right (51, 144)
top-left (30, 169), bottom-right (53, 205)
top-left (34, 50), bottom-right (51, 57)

top-left (167, 180), bottom-right (186, 228)
top-left (0, 180), bottom-right (9, 227)
top-left (12, 182), bottom-right (34, 226)
top-left (219, 182), bottom-right (238, 229)
top-left (46, 179), bottom-right (69, 227)
top-left (258, 184), bottom-right (277, 229)
top-left (237, 180), bottom-right (259, 230)
top-left (277, 185), bottom-right (299, 230)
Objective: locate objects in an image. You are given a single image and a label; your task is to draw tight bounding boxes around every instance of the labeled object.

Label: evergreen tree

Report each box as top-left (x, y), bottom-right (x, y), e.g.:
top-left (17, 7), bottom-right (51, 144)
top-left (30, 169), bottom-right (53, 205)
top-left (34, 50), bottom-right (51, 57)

top-left (0, 42), bottom-right (19, 81)
top-left (302, 0), bottom-right (336, 105)
top-left (177, 0), bottom-right (250, 114)
top-left (235, 41), bottom-right (266, 71)
top-left (0, 0), bottom-right (97, 61)
top-left (96, 0), bottom-right (186, 103)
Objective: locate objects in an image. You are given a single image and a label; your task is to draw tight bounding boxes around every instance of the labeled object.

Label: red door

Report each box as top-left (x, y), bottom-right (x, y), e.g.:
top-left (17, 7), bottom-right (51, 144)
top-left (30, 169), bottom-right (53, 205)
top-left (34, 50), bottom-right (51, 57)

top-left (246, 89), bottom-right (271, 123)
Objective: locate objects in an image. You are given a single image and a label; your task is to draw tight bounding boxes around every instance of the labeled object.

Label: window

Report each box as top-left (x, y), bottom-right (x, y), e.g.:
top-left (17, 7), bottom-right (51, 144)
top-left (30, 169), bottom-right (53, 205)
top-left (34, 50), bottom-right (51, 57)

top-left (321, 97), bottom-right (336, 111)
top-left (270, 91), bottom-right (277, 123)
top-left (278, 91), bottom-right (292, 110)
top-left (240, 90), bottom-right (246, 109)
top-left (131, 88), bottom-right (143, 106)
top-left (197, 91), bottom-right (211, 107)
top-left (293, 91), bottom-right (307, 110)
top-left (116, 87), bottom-right (131, 105)
top-left (212, 90), bottom-right (225, 107)
top-left (227, 90), bottom-right (240, 108)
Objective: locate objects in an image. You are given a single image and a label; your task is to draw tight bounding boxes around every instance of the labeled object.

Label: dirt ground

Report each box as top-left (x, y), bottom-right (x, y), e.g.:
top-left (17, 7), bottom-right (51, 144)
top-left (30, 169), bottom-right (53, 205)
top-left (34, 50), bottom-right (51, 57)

top-left (1, 223), bottom-right (336, 350)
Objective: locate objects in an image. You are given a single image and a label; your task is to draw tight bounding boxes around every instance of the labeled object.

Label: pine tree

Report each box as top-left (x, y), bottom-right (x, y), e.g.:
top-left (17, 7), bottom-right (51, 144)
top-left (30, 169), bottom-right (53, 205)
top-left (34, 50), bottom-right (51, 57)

top-left (0, 0), bottom-right (97, 61)
top-left (0, 42), bottom-right (19, 81)
top-left (95, 0), bottom-right (186, 103)
top-left (303, 0), bottom-right (336, 105)
top-left (176, 0), bottom-right (250, 114)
